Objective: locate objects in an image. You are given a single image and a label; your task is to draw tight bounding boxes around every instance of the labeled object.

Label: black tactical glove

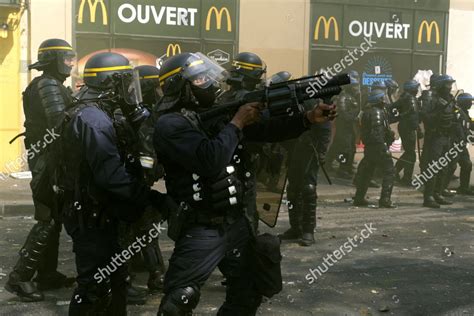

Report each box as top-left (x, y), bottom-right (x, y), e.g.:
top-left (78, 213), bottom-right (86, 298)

top-left (148, 190), bottom-right (177, 220)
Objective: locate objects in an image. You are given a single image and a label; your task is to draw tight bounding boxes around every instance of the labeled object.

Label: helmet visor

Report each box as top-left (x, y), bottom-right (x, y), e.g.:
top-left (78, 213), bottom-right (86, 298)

top-left (183, 52), bottom-right (228, 89)
top-left (118, 69), bottom-right (143, 105)
top-left (57, 50), bottom-right (76, 76)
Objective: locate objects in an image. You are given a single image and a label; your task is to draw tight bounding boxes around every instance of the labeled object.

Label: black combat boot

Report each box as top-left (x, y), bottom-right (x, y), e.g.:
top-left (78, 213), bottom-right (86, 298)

top-left (300, 233), bottom-right (315, 246)
top-left (423, 196), bottom-right (440, 208)
top-left (457, 171), bottom-right (474, 195)
top-left (147, 271), bottom-right (164, 293)
top-left (279, 191), bottom-right (302, 241)
top-left (353, 185), bottom-right (370, 206)
top-left (379, 185), bottom-right (397, 208)
top-left (433, 193), bottom-right (453, 205)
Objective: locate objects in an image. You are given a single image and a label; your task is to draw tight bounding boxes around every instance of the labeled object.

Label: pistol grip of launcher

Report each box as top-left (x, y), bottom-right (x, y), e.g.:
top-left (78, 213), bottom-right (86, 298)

top-left (321, 96), bottom-right (334, 116)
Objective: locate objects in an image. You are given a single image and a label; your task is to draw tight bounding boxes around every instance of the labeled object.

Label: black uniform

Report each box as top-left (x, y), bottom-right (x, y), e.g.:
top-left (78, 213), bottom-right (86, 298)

top-left (420, 92), bottom-right (455, 205)
top-left (445, 106), bottom-right (473, 193)
top-left (394, 91), bottom-right (421, 183)
top-left (6, 42), bottom-right (74, 301)
top-left (286, 118), bottom-right (331, 244)
top-left (60, 52), bottom-right (165, 315)
top-left (154, 110), bottom-right (309, 315)
top-left (354, 99), bottom-right (396, 207)
top-left (61, 92), bottom-right (161, 315)
top-left (326, 89), bottom-right (359, 176)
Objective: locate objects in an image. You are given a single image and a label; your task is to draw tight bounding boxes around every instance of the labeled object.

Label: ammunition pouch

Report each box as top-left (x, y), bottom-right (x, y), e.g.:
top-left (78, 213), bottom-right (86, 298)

top-left (252, 233), bottom-right (283, 298)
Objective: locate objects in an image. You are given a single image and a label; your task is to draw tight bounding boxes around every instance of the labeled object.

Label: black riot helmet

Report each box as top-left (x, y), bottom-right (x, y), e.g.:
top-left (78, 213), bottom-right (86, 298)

top-left (83, 52), bottom-right (149, 127)
top-left (158, 52), bottom-right (228, 111)
top-left (136, 65), bottom-right (161, 106)
top-left (28, 38), bottom-right (76, 78)
top-left (228, 52), bottom-right (267, 91)
top-left (267, 71), bottom-right (292, 85)
top-left (403, 80), bottom-right (420, 96)
top-left (368, 89), bottom-right (386, 105)
top-left (432, 74), bottom-right (455, 97)
top-left (457, 93), bottom-right (473, 112)
top-left (385, 79), bottom-right (399, 93)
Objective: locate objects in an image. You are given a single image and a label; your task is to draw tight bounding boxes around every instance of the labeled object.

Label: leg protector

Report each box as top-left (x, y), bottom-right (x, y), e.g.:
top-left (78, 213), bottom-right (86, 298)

top-left (301, 184), bottom-right (317, 233)
top-left (12, 221), bottom-right (55, 281)
top-left (158, 286), bottom-right (200, 316)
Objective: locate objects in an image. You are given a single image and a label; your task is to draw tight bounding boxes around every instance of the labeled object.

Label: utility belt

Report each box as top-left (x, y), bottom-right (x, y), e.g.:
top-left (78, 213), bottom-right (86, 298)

top-left (62, 189), bottom-right (111, 233)
top-left (167, 199), bottom-right (243, 242)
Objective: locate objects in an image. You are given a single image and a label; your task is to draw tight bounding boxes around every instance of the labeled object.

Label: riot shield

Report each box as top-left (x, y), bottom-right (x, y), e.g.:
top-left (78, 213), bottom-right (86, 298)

top-left (255, 142), bottom-right (289, 227)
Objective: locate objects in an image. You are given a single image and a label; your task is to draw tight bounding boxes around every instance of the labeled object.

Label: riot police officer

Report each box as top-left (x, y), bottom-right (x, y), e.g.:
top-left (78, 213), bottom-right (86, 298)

top-left (153, 52), bottom-right (336, 315)
top-left (282, 104), bottom-right (331, 246)
top-left (420, 75), bottom-right (456, 208)
top-left (61, 52), bottom-right (167, 315)
top-left (446, 93), bottom-right (474, 195)
top-left (353, 89), bottom-right (397, 208)
top-left (326, 77), bottom-right (360, 178)
top-left (5, 38), bottom-right (76, 302)
top-left (221, 51), bottom-right (267, 101)
top-left (394, 80), bottom-right (422, 186)
top-left (385, 79), bottom-right (400, 105)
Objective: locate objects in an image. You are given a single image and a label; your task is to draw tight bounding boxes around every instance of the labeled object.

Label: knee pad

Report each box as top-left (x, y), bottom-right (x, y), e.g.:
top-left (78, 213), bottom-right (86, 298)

top-left (158, 286), bottom-right (200, 316)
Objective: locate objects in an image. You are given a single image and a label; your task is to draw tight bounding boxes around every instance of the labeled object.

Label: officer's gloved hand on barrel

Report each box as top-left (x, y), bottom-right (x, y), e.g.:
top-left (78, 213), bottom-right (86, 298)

top-left (305, 103), bottom-right (337, 123)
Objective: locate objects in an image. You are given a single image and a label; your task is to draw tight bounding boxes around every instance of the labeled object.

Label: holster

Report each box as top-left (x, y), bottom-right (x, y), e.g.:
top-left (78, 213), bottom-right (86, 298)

top-left (167, 202), bottom-right (190, 242)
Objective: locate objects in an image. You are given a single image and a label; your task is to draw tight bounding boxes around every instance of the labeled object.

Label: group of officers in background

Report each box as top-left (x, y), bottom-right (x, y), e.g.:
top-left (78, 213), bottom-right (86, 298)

top-left (326, 70), bottom-right (474, 209)
top-left (3, 36), bottom-right (473, 315)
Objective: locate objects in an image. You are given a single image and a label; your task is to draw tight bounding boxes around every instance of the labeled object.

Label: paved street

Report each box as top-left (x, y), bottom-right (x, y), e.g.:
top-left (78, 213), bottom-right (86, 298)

top-left (0, 170), bottom-right (473, 316)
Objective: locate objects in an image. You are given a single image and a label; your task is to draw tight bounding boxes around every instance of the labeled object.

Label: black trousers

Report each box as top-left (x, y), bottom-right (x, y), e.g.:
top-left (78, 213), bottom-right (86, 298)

top-left (162, 216), bottom-right (262, 315)
top-left (420, 134), bottom-right (451, 199)
top-left (327, 128), bottom-right (355, 171)
top-left (64, 216), bottom-right (128, 316)
top-left (355, 146), bottom-right (395, 198)
top-left (396, 128), bottom-right (417, 182)
top-left (446, 144), bottom-right (472, 189)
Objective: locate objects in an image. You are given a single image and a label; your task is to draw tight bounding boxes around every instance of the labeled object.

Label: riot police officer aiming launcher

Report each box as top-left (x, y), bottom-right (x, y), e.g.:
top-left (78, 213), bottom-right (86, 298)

top-left (153, 52), bottom-right (338, 315)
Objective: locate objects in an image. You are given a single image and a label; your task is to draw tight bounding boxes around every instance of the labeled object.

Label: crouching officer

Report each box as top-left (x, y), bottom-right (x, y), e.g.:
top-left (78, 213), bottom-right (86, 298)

top-left (353, 89), bottom-right (397, 208)
top-left (5, 38), bottom-right (76, 301)
top-left (61, 52), bottom-right (168, 315)
top-left (154, 52), bottom-right (336, 315)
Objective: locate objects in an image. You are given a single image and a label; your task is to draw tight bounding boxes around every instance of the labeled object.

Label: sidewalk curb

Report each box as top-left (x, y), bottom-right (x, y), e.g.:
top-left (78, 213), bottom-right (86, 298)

top-left (0, 203), bottom-right (35, 217)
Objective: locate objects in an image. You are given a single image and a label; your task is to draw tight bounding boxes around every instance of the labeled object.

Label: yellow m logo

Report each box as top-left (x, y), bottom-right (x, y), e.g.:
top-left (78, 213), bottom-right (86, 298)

top-left (166, 44), bottom-right (181, 57)
top-left (314, 16), bottom-right (339, 41)
top-left (206, 6), bottom-right (232, 32)
top-left (78, 0), bottom-right (108, 26)
top-left (417, 20), bottom-right (440, 44)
